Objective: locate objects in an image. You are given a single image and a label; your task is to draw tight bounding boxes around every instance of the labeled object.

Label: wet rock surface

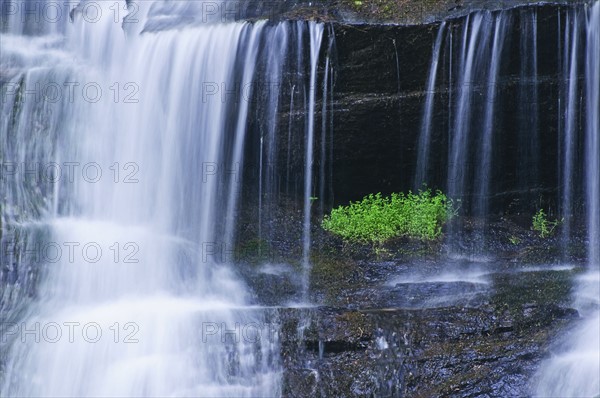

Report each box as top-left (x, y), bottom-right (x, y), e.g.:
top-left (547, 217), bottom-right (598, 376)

top-left (273, 262), bottom-right (580, 397)
top-left (319, 3), bottom-right (581, 211)
top-left (241, 0), bottom-right (592, 26)
top-left (238, 200), bottom-right (584, 397)
top-left (274, 297), bottom-right (579, 397)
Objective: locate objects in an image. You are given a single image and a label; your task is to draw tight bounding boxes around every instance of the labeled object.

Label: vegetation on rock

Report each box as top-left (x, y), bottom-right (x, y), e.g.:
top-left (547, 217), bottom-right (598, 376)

top-left (321, 189), bottom-right (454, 251)
top-left (532, 209), bottom-right (562, 238)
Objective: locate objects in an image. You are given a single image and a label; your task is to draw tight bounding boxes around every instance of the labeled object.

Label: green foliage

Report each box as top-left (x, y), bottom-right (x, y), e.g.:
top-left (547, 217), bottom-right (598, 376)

top-left (532, 209), bottom-right (562, 238)
top-left (509, 235), bottom-right (521, 245)
top-left (321, 189), bottom-right (454, 248)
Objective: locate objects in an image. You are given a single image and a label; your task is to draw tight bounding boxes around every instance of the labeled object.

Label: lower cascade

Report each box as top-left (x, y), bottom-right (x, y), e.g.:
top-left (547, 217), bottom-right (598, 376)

top-left (1, 0), bottom-right (599, 397)
top-left (534, 3), bottom-right (600, 396)
top-left (1, 2), bottom-right (324, 396)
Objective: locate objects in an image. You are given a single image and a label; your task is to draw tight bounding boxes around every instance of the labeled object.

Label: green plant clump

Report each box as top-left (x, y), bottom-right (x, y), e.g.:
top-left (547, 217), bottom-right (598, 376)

top-left (509, 235), bottom-right (521, 245)
top-left (321, 189), bottom-right (454, 248)
top-left (532, 209), bottom-right (562, 238)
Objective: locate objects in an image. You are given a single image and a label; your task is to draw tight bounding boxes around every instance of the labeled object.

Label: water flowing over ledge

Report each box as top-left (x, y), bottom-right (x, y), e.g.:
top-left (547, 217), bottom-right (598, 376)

top-left (1, 0), bottom-right (599, 396)
top-left (1, 2), bottom-right (328, 396)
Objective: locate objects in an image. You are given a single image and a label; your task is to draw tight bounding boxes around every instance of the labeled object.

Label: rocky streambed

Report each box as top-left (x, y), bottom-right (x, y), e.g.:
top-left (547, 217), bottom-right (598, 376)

top-left (276, 264), bottom-right (580, 397)
top-left (235, 202), bottom-right (587, 397)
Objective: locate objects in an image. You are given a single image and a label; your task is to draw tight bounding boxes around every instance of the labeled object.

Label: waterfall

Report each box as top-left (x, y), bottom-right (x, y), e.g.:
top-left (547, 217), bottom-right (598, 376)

top-left (301, 22), bottom-right (324, 301)
top-left (560, 8), bottom-right (581, 248)
top-left (1, 1), bottom-right (325, 396)
top-left (0, 1), bottom-right (83, 319)
top-left (416, 12), bottom-right (508, 220)
top-left (409, 3), bottom-right (599, 393)
top-left (517, 9), bottom-right (540, 202)
top-left (258, 23), bottom-right (289, 245)
top-left (446, 12), bottom-right (515, 220)
top-left (474, 13), bottom-right (509, 222)
top-left (534, 3), bottom-right (599, 396)
top-left (447, 13), bottom-right (486, 208)
top-left (285, 84), bottom-right (295, 197)
top-left (319, 47), bottom-right (331, 219)
top-left (585, 1), bottom-right (599, 268)
top-left (414, 21), bottom-right (446, 190)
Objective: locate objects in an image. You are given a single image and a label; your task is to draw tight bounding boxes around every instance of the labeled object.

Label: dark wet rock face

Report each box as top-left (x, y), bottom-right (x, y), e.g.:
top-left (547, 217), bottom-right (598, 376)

top-left (322, 4), bottom-right (577, 214)
top-left (277, 303), bottom-right (578, 397)
top-left (259, 4), bottom-right (592, 391)
top-left (239, 195), bottom-right (584, 397)
top-left (231, 0), bottom-right (592, 25)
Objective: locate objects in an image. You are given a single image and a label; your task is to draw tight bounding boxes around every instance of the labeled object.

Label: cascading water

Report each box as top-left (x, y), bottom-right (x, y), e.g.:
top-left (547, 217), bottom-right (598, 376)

top-left (585, 2), bottom-right (600, 268)
top-left (2, 0), bottom-right (599, 395)
top-left (447, 13), bottom-right (484, 205)
top-left (412, 6), bottom-right (599, 392)
top-left (414, 21), bottom-right (446, 190)
top-left (534, 2), bottom-right (599, 396)
top-left (318, 30), bottom-right (334, 219)
top-left (417, 11), bottom-right (508, 218)
top-left (431, 12), bottom-right (509, 253)
top-left (301, 22), bottom-right (324, 300)
top-left (1, 1), bottom-right (325, 396)
top-left (517, 9), bottom-right (540, 203)
top-left (560, 7), bottom-right (581, 249)
top-left (0, 0), bottom-right (102, 328)
top-left (446, 12), bottom-right (506, 230)
top-left (474, 12), bottom-right (509, 222)
top-left (257, 23), bottom-right (288, 245)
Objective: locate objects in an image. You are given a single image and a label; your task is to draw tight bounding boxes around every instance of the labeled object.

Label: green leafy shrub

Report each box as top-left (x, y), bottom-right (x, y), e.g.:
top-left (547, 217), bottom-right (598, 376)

top-left (532, 209), bottom-right (562, 238)
top-left (321, 189), bottom-right (454, 249)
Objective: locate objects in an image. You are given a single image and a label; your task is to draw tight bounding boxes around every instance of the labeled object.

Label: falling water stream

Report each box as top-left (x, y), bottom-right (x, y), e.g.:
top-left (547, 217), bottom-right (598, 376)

top-left (560, 7), bottom-right (581, 248)
top-left (1, 0), bottom-right (599, 396)
top-left (0, 1), bottom-right (325, 396)
top-left (414, 21), bottom-right (446, 190)
top-left (301, 23), bottom-right (324, 300)
top-left (447, 13), bottom-right (485, 214)
top-left (535, 3), bottom-right (599, 396)
top-left (412, 3), bottom-right (599, 395)
top-left (474, 12), bottom-right (509, 222)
